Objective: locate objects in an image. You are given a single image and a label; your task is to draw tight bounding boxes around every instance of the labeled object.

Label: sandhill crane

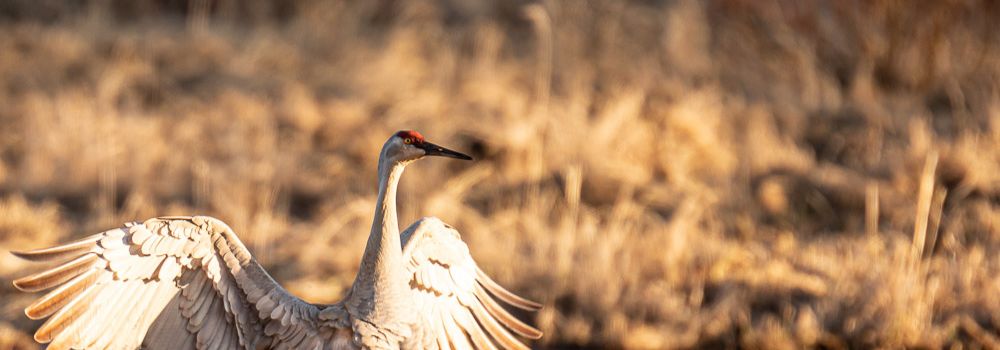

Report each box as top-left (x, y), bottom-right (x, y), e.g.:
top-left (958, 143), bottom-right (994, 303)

top-left (11, 130), bottom-right (542, 350)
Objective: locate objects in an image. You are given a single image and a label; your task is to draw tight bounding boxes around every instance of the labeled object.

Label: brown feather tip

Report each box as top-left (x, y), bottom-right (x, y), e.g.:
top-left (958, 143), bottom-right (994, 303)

top-left (10, 233), bottom-right (102, 262)
top-left (475, 267), bottom-right (543, 311)
top-left (474, 284), bottom-right (543, 339)
top-left (13, 253), bottom-right (98, 292)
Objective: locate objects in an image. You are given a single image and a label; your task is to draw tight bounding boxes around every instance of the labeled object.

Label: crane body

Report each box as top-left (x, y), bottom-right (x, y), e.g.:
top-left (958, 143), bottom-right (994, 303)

top-left (11, 130), bottom-right (542, 350)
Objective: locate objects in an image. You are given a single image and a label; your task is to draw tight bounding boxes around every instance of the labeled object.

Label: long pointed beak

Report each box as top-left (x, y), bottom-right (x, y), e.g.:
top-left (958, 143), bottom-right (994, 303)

top-left (420, 141), bottom-right (473, 160)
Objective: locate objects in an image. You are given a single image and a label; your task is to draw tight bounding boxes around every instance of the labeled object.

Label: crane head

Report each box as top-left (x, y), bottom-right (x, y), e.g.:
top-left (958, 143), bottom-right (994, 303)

top-left (387, 130), bottom-right (473, 162)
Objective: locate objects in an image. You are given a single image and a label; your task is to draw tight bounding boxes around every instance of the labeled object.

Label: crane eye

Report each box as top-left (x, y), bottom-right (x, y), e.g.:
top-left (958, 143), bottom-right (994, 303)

top-left (404, 138), bottom-right (413, 144)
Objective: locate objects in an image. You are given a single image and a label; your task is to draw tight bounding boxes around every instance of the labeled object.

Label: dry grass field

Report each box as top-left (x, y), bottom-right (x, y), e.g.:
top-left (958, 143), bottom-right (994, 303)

top-left (1, 0), bottom-right (1000, 348)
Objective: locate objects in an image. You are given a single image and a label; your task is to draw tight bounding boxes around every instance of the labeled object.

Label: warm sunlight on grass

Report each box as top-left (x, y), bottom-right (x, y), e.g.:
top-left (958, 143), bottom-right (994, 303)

top-left (1, 0), bottom-right (1000, 348)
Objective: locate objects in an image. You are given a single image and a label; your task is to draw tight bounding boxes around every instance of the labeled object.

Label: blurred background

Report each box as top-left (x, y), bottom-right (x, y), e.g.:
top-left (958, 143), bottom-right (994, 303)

top-left (1, 0), bottom-right (999, 348)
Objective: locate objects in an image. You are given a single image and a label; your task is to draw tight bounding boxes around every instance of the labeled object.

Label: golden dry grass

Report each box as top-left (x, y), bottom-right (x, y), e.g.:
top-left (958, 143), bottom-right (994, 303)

top-left (1, 0), bottom-right (1000, 348)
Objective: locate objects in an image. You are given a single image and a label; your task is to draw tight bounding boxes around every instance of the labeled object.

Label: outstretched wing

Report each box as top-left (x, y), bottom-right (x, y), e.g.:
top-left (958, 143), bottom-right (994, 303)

top-left (400, 217), bottom-right (542, 350)
top-left (12, 216), bottom-right (349, 350)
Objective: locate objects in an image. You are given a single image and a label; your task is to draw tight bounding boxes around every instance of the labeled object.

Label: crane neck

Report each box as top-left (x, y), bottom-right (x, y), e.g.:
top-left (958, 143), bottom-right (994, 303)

top-left (349, 150), bottom-right (410, 323)
top-left (372, 158), bottom-right (406, 252)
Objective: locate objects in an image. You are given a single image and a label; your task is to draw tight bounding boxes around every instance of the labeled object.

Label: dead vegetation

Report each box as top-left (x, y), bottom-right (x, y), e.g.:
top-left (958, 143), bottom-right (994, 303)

top-left (1, 0), bottom-right (1000, 348)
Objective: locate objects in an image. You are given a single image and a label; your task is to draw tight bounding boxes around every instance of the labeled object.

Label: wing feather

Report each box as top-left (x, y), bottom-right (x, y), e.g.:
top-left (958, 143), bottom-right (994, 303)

top-left (451, 302), bottom-right (497, 350)
top-left (11, 233), bottom-right (102, 262)
top-left (85, 282), bottom-right (131, 349)
top-left (24, 267), bottom-right (101, 320)
top-left (435, 312), bottom-right (454, 350)
top-left (441, 308), bottom-right (475, 349)
top-left (402, 217), bottom-right (542, 350)
top-left (473, 284), bottom-right (543, 339)
top-left (13, 253), bottom-right (100, 292)
top-left (144, 281), bottom-right (199, 350)
top-left (467, 296), bottom-right (528, 350)
top-left (12, 216), bottom-right (346, 349)
top-left (121, 279), bottom-right (164, 348)
top-left (48, 281), bottom-right (111, 349)
top-left (33, 273), bottom-right (99, 343)
top-left (189, 283), bottom-right (215, 330)
top-left (475, 267), bottom-right (542, 311)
